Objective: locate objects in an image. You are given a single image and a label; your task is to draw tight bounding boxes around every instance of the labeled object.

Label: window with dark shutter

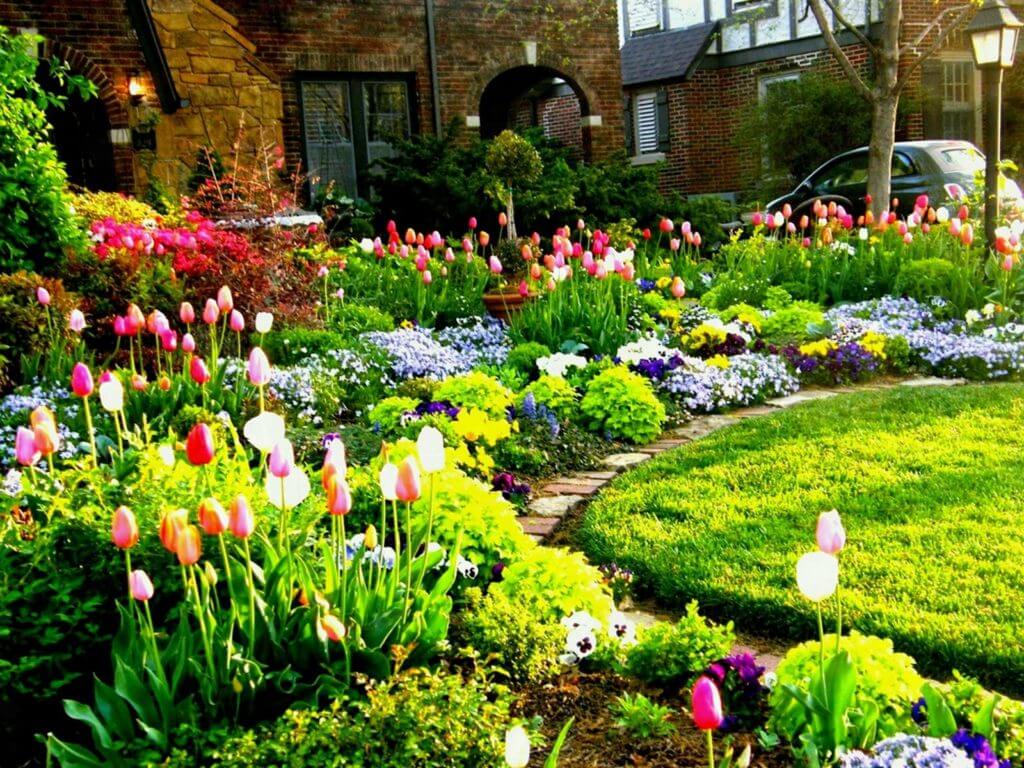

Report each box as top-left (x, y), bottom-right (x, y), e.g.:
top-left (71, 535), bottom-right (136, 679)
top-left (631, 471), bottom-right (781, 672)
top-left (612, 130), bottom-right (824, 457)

top-left (634, 91), bottom-right (659, 155)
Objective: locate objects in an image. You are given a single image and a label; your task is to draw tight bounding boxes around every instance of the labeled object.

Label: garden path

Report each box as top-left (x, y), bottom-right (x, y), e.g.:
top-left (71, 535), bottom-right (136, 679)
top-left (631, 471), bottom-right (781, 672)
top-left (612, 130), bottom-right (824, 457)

top-left (518, 376), bottom-right (967, 672)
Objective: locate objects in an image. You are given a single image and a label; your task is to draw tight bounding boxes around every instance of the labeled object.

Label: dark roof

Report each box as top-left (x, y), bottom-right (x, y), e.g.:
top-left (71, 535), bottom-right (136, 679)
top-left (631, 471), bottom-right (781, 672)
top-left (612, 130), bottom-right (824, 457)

top-left (620, 21), bottom-right (719, 87)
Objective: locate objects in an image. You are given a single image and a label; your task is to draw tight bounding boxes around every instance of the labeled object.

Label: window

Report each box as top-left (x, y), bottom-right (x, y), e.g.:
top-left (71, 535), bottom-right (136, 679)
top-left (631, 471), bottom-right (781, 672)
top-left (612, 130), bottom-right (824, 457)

top-left (634, 91), bottom-right (659, 155)
top-left (892, 153), bottom-right (917, 178)
top-left (758, 71), bottom-right (800, 103)
top-left (941, 59), bottom-right (979, 143)
top-left (627, 0), bottom-right (661, 35)
top-left (299, 75), bottom-right (412, 198)
top-left (812, 154), bottom-right (869, 192)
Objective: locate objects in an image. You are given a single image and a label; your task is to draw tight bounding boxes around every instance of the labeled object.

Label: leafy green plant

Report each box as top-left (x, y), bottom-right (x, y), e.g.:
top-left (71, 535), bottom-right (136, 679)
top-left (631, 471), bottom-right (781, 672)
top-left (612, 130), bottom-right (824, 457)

top-left (625, 602), bottom-right (735, 689)
top-left (506, 341), bottom-right (551, 376)
top-left (457, 587), bottom-right (562, 684)
top-left (485, 129), bottom-right (543, 240)
top-left (770, 633), bottom-right (923, 750)
top-left (435, 372), bottom-right (513, 420)
top-left (326, 301), bottom-right (395, 336)
top-left (492, 411), bottom-right (600, 477)
top-left (580, 366), bottom-right (665, 444)
top-left (517, 375), bottom-right (578, 420)
top-left (761, 303), bottom-right (826, 345)
top-left (0, 27), bottom-right (91, 274)
top-left (367, 396), bottom-right (422, 437)
top-left (609, 693), bottom-right (676, 739)
top-left (490, 546), bottom-right (614, 624)
top-left (262, 327), bottom-right (350, 365)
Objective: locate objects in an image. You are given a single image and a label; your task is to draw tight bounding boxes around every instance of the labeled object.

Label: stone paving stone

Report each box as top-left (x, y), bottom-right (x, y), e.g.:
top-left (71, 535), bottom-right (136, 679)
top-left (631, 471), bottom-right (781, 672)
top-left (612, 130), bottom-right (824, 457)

top-left (580, 470), bottom-right (617, 480)
top-left (526, 533), bottom-right (545, 543)
top-left (668, 415), bottom-right (735, 440)
top-left (541, 482), bottom-right (603, 496)
top-left (517, 516), bottom-right (560, 537)
top-left (528, 494), bottom-right (586, 517)
top-left (899, 376), bottom-right (967, 387)
top-left (730, 405), bottom-right (777, 419)
top-left (601, 452), bottom-right (651, 469)
top-left (767, 390), bottom-right (837, 408)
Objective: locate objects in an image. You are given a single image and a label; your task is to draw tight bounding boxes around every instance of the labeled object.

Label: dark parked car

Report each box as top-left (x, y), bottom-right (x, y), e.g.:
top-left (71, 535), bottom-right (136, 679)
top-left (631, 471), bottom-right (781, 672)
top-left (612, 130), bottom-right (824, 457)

top-left (765, 140), bottom-right (1022, 220)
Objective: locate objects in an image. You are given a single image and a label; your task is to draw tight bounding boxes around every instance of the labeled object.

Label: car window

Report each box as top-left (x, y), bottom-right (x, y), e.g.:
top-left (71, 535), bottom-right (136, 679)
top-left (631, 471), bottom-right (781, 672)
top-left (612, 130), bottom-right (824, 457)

top-left (936, 146), bottom-right (985, 173)
top-left (813, 154), bottom-right (869, 191)
top-left (892, 153), bottom-right (916, 178)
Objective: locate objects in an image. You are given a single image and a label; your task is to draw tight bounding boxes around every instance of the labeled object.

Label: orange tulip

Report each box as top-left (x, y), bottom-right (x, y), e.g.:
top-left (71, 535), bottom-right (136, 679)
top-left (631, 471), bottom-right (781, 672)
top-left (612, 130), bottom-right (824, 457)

top-left (159, 508), bottom-right (189, 553)
top-left (198, 497), bottom-right (228, 535)
top-left (175, 524), bottom-right (202, 566)
top-left (111, 505), bottom-right (139, 549)
top-left (320, 614), bottom-right (346, 642)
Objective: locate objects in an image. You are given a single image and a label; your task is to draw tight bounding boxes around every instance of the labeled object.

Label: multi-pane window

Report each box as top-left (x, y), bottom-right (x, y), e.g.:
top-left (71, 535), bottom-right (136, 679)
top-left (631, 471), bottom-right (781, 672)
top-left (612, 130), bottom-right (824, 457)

top-left (941, 60), bottom-right (976, 142)
top-left (633, 91), bottom-right (659, 155)
top-left (300, 76), bottom-right (412, 198)
top-left (627, 0), bottom-right (661, 34)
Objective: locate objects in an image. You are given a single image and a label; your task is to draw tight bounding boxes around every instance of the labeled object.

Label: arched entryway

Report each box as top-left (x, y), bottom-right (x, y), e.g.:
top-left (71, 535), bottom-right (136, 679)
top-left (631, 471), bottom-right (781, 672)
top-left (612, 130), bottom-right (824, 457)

top-left (38, 63), bottom-right (118, 192)
top-left (480, 66), bottom-right (589, 161)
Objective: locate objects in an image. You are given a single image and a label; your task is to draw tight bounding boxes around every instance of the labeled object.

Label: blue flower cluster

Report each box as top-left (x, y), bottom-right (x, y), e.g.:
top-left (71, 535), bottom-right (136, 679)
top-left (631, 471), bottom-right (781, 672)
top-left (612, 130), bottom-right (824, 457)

top-left (661, 354), bottom-right (798, 413)
top-left (0, 385), bottom-right (81, 469)
top-left (950, 730), bottom-right (1012, 768)
top-left (783, 342), bottom-right (879, 382)
top-left (361, 327), bottom-right (476, 380)
top-left (435, 316), bottom-right (511, 368)
top-left (842, 734), bottom-right (975, 768)
top-left (518, 392), bottom-right (560, 438)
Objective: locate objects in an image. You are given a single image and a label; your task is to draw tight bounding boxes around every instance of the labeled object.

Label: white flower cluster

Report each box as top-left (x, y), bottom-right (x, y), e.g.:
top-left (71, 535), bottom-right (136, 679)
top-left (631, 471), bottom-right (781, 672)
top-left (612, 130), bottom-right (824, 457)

top-left (615, 337), bottom-right (674, 366)
top-left (558, 609), bottom-right (636, 665)
top-left (537, 353), bottom-right (588, 378)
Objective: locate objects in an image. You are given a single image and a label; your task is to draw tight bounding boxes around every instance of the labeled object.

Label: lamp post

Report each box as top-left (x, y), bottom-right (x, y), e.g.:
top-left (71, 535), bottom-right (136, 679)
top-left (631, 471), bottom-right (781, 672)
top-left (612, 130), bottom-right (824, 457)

top-left (967, 0), bottom-right (1022, 249)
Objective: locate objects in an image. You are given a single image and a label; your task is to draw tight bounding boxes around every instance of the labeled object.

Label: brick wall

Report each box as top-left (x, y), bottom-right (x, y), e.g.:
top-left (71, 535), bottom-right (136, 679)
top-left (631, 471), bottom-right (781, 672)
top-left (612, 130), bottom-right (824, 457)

top-left (509, 91), bottom-right (584, 159)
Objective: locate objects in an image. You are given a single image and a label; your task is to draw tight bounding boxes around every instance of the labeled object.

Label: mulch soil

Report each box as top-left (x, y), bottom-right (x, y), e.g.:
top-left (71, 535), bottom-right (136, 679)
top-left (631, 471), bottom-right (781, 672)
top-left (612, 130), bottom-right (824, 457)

top-left (513, 672), bottom-right (792, 767)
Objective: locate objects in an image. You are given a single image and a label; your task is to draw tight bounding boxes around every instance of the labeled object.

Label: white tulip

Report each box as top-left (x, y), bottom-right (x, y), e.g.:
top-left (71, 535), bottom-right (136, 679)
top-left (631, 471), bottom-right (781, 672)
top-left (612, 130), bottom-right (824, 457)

top-left (244, 411), bottom-right (286, 453)
top-left (796, 551), bottom-right (839, 602)
top-left (379, 463), bottom-right (398, 501)
top-left (264, 466), bottom-right (310, 509)
top-left (255, 312), bottom-right (274, 334)
top-left (158, 444), bottom-right (176, 467)
top-left (98, 379), bottom-right (124, 412)
top-left (359, 237), bottom-right (375, 254)
top-left (504, 726), bottom-right (531, 768)
top-left (416, 426), bottom-right (445, 473)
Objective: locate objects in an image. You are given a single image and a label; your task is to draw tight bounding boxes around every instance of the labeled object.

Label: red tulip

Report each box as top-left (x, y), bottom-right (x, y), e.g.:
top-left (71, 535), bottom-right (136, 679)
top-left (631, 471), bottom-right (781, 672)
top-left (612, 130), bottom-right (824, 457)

top-left (198, 497), bottom-right (228, 535)
top-left (185, 423), bottom-right (215, 465)
top-left (111, 505), bottom-right (139, 549)
top-left (691, 676), bottom-right (724, 730)
top-left (659, 217), bottom-right (674, 233)
top-left (468, 216), bottom-right (477, 230)
top-left (395, 456), bottom-right (421, 502)
top-left (190, 356), bottom-right (211, 385)
top-left (71, 363), bottom-right (94, 397)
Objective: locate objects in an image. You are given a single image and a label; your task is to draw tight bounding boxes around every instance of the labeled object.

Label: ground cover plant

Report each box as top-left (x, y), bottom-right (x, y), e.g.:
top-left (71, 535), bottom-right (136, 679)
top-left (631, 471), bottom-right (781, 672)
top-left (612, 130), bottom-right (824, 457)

top-left (579, 383), bottom-right (1024, 693)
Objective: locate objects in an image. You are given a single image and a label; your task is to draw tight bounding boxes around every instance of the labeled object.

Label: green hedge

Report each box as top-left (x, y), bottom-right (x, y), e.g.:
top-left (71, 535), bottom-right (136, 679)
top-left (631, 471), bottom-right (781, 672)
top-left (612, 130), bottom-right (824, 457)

top-left (577, 384), bottom-right (1024, 693)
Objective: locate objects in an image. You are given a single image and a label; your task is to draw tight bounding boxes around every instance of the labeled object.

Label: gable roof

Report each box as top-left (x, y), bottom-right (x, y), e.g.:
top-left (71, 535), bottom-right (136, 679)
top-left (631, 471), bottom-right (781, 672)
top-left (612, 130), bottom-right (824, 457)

top-left (620, 21), bottom-right (719, 87)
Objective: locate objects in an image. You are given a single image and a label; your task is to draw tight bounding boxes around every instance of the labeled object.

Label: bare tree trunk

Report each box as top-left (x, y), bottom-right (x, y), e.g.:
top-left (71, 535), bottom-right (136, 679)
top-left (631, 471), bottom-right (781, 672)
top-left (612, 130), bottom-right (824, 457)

top-left (867, 92), bottom-right (899, 219)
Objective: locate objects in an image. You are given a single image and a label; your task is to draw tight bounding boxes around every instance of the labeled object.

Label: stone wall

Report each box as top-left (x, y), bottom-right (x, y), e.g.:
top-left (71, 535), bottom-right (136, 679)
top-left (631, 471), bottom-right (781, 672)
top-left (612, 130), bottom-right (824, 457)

top-left (147, 0), bottom-right (284, 192)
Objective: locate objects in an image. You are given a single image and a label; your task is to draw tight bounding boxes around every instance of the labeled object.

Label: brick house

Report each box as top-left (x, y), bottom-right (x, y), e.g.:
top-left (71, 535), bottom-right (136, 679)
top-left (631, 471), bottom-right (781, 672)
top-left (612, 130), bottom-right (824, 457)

top-left (619, 0), bottom-right (1024, 200)
top-left (1, 0), bottom-right (623, 198)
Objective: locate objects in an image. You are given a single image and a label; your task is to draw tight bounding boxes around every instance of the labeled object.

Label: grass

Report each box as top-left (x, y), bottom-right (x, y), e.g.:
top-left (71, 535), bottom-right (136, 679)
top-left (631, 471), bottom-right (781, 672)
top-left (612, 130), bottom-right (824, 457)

top-left (578, 384), bottom-right (1024, 693)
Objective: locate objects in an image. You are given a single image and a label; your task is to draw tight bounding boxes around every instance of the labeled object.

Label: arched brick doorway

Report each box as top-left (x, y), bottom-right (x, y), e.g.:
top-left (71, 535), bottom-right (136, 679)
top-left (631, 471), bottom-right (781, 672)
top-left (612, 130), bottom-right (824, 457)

top-left (38, 64), bottom-right (118, 191)
top-left (480, 65), bottom-right (590, 161)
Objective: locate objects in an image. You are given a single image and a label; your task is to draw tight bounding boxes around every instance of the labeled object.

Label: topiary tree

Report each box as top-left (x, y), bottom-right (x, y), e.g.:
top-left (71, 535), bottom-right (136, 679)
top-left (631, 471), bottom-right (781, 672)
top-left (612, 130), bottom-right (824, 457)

top-left (0, 27), bottom-right (93, 274)
top-left (485, 129), bottom-right (542, 240)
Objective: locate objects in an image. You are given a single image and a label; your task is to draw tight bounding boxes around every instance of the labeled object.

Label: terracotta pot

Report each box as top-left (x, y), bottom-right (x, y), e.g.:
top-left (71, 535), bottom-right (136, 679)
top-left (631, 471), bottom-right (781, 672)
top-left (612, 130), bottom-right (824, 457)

top-left (482, 290), bottom-right (536, 323)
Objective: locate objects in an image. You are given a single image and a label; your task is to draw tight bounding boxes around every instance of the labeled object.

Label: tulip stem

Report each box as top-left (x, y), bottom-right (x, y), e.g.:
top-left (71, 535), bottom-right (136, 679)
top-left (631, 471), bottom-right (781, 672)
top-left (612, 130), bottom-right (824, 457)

top-left (81, 396), bottom-right (98, 468)
top-left (339, 514), bottom-right (348, 628)
top-left (142, 599), bottom-right (168, 688)
top-left (243, 537), bottom-right (256, 658)
top-left (124, 549), bottom-right (135, 614)
top-left (816, 603), bottom-right (829, 709)
top-left (218, 535), bottom-right (236, 670)
top-left (277, 476), bottom-right (287, 553)
top-left (705, 729), bottom-right (714, 768)
top-left (188, 565), bottom-right (218, 683)
top-left (835, 583), bottom-right (843, 655)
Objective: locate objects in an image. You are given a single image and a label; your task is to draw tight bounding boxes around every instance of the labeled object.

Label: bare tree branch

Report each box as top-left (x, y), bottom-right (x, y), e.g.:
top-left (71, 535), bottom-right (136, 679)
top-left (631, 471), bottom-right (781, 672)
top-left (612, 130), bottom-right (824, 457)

top-left (899, 3), bottom-right (974, 58)
top-left (807, 0), bottom-right (873, 100)
top-left (897, 4), bottom-right (976, 92)
top-left (820, 0), bottom-right (876, 52)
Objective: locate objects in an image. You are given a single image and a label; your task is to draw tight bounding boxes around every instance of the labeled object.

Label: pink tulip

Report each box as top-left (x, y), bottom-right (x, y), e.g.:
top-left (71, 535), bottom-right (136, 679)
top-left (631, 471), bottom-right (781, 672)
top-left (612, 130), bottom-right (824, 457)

top-left (129, 570), bottom-right (154, 601)
top-left (111, 505), bottom-right (139, 549)
top-left (395, 456), bottom-right (421, 502)
top-left (444, 247), bottom-right (455, 263)
top-left (190, 356), bottom-right (211, 385)
top-left (327, 475), bottom-right (352, 516)
top-left (71, 363), bottom-right (94, 397)
top-left (691, 676), bottom-right (724, 730)
top-left (182, 333), bottom-right (196, 353)
top-left (670, 277), bottom-right (686, 299)
top-left (752, 211), bottom-right (763, 227)
top-left (489, 255), bottom-right (502, 274)
top-left (229, 310), bottom-right (244, 332)
top-left (318, 265), bottom-right (329, 278)
top-left (422, 270), bottom-right (433, 285)
top-left (113, 316), bottom-right (127, 336)
top-left (659, 218), bottom-right (674, 233)
top-left (915, 194), bottom-right (929, 211)
top-left (203, 299), bottom-right (219, 325)
top-left (69, 309), bottom-right (86, 333)
top-left (815, 510), bottom-right (846, 555)
top-left (229, 494), bottom-right (255, 538)
top-left (180, 302), bottom-right (195, 324)
top-left (217, 285), bottom-right (233, 312)
top-left (36, 286), bottom-right (51, 306)
top-left (15, 426), bottom-right (40, 466)
top-left (518, 280), bottom-right (529, 297)
top-left (247, 347), bottom-right (271, 386)
top-left (268, 439), bottom-right (295, 478)
top-left (160, 329), bottom-right (177, 352)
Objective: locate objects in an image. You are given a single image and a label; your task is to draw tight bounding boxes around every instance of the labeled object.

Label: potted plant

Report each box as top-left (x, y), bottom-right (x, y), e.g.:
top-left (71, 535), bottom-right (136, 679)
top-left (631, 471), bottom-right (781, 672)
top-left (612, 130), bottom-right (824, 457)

top-left (481, 130), bottom-right (543, 321)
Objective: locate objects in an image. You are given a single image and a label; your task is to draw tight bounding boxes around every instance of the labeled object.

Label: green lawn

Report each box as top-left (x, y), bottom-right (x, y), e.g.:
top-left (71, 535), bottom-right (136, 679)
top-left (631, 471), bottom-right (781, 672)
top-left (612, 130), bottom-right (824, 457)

top-left (578, 384), bottom-right (1024, 692)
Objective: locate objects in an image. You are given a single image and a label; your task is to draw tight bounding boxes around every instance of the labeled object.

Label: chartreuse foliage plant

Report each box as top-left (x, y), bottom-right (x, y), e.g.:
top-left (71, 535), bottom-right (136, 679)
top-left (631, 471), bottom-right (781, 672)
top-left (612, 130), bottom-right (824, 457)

top-left (580, 366), bottom-right (665, 444)
top-left (625, 601), bottom-right (734, 689)
top-left (579, 384), bottom-right (1024, 691)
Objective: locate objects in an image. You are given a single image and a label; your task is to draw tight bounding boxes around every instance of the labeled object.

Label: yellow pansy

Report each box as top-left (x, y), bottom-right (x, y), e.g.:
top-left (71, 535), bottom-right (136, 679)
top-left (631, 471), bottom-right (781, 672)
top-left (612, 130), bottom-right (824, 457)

top-left (706, 355), bottom-right (731, 369)
top-left (798, 339), bottom-right (838, 357)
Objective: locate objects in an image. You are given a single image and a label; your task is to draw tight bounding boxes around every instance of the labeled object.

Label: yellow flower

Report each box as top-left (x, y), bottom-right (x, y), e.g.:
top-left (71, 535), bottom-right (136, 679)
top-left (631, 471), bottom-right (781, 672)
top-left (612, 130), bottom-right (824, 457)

top-left (454, 408), bottom-right (511, 446)
top-left (706, 355), bottom-right (731, 369)
top-left (399, 320), bottom-right (414, 330)
top-left (859, 331), bottom-right (887, 359)
top-left (798, 339), bottom-right (838, 357)
top-left (687, 323), bottom-right (728, 350)
top-left (733, 311), bottom-right (762, 333)
top-left (658, 308), bottom-right (680, 322)
top-left (655, 276), bottom-right (671, 289)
